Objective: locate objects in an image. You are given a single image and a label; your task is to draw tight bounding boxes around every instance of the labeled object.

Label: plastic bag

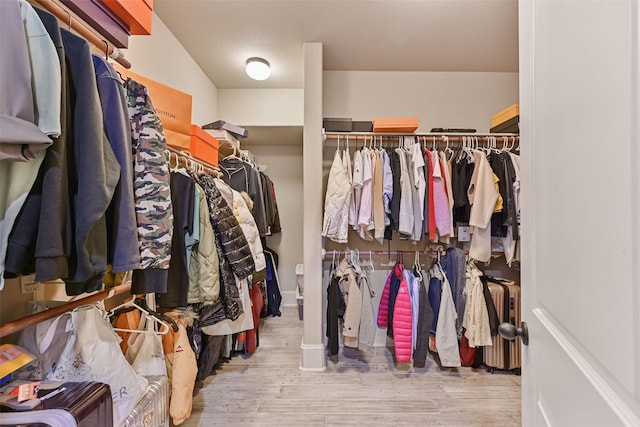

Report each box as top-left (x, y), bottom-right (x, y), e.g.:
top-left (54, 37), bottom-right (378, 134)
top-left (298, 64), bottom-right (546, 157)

top-left (45, 304), bottom-right (148, 425)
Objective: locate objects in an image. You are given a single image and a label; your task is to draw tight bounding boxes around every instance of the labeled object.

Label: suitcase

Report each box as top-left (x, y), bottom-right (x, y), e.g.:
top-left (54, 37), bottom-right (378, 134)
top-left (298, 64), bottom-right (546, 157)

top-left (483, 280), bottom-right (521, 373)
top-left (40, 382), bottom-right (113, 426)
top-left (122, 375), bottom-right (169, 427)
top-left (0, 382), bottom-right (113, 427)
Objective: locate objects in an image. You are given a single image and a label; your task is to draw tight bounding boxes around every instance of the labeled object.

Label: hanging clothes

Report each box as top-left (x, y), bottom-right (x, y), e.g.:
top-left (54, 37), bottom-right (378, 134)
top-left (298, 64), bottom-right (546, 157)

top-left (396, 148), bottom-right (413, 236)
top-left (371, 149), bottom-right (385, 242)
top-left (462, 261), bottom-right (492, 347)
top-left (468, 150), bottom-right (499, 262)
top-left (429, 263), bottom-right (460, 367)
top-left (259, 171), bottom-right (281, 235)
top-left (412, 265), bottom-right (434, 368)
top-left (349, 149), bottom-right (363, 229)
top-left (93, 55), bottom-right (140, 273)
top-left (423, 149), bottom-right (437, 241)
top-left (441, 246), bottom-right (467, 337)
top-left (357, 147), bottom-right (373, 240)
top-left (431, 150), bottom-right (451, 239)
top-left (326, 262), bottom-right (340, 356)
top-left (335, 258), bottom-right (362, 349)
top-left (187, 183), bottom-right (220, 305)
top-left (60, 28), bottom-right (120, 295)
top-left (357, 265), bottom-right (377, 349)
top-left (126, 78), bottom-right (174, 294)
top-left (263, 248), bottom-right (282, 317)
top-left (3, 6), bottom-right (67, 286)
top-left (158, 172), bottom-right (195, 308)
top-left (392, 269), bottom-right (413, 364)
top-left (387, 148), bottom-right (401, 234)
top-left (218, 157), bottom-right (268, 236)
top-left (440, 151), bottom-right (456, 238)
top-left (322, 149), bottom-right (351, 243)
top-left (215, 178), bottom-right (266, 278)
top-left (0, 0), bottom-right (52, 161)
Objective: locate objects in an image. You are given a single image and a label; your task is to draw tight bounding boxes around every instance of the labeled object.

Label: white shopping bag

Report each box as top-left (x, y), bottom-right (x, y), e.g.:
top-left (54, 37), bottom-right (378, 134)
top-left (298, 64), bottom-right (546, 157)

top-left (45, 304), bottom-right (148, 426)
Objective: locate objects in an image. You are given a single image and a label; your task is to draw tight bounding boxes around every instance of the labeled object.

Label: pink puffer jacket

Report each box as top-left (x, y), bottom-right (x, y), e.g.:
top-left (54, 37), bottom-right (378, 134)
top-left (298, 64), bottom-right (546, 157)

top-left (392, 274), bottom-right (413, 363)
top-left (377, 263), bottom-right (404, 327)
top-left (377, 270), bottom-right (393, 327)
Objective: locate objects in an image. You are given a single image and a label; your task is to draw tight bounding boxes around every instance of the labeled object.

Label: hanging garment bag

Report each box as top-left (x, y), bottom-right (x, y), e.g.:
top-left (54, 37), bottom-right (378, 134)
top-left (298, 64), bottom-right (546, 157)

top-left (483, 280), bottom-right (521, 372)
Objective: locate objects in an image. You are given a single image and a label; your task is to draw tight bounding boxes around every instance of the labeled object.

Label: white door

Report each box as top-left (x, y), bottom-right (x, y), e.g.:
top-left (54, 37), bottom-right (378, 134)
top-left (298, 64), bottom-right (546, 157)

top-left (519, 0), bottom-right (640, 426)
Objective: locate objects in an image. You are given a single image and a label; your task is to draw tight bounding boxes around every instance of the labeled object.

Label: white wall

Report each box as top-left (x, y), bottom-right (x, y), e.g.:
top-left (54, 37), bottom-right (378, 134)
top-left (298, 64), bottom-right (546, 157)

top-left (324, 71), bottom-right (519, 132)
top-left (240, 145), bottom-right (303, 303)
top-left (218, 89), bottom-right (303, 126)
top-left (123, 13), bottom-right (218, 124)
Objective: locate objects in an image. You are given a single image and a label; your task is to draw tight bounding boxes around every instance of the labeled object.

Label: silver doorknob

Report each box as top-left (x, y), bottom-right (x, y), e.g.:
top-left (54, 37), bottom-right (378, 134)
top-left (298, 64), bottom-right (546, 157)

top-left (499, 321), bottom-right (529, 345)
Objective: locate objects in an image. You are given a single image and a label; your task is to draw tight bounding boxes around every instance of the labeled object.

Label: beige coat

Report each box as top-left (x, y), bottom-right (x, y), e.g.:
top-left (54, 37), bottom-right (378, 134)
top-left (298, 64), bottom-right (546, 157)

top-left (162, 311), bottom-right (197, 426)
top-left (336, 260), bottom-right (362, 349)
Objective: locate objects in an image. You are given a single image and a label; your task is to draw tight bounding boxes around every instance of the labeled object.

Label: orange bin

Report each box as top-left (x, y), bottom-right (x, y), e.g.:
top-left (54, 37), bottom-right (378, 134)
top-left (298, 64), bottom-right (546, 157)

top-left (102, 0), bottom-right (154, 35)
top-left (190, 125), bottom-right (220, 166)
top-left (373, 117), bottom-right (419, 133)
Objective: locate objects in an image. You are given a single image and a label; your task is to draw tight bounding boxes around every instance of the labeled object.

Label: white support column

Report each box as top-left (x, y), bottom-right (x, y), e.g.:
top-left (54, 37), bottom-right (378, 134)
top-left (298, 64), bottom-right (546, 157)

top-left (300, 42), bottom-right (326, 371)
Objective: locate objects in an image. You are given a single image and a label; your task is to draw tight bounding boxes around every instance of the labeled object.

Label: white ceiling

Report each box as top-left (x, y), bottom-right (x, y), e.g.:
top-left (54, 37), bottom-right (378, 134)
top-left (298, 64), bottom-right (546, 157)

top-left (154, 0), bottom-right (519, 90)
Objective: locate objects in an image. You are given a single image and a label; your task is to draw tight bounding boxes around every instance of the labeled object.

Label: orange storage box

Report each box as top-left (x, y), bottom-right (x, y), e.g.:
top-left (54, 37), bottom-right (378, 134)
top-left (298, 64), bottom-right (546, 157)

top-left (190, 125), bottom-right (219, 166)
top-left (373, 117), bottom-right (419, 133)
top-left (114, 64), bottom-right (193, 150)
top-left (102, 0), bottom-right (153, 35)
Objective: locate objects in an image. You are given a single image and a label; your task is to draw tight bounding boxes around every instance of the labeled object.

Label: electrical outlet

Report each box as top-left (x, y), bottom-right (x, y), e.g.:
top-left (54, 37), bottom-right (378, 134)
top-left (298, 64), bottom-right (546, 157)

top-left (20, 274), bottom-right (42, 293)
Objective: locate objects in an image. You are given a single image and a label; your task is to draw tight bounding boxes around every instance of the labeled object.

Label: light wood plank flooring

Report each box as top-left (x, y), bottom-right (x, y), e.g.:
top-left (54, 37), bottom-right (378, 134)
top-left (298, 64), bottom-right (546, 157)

top-left (180, 307), bottom-right (521, 427)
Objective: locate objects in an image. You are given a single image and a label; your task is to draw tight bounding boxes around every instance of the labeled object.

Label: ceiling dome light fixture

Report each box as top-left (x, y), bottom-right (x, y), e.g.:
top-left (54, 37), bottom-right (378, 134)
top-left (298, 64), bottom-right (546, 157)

top-left (246, 57), bottom-right (271, 80)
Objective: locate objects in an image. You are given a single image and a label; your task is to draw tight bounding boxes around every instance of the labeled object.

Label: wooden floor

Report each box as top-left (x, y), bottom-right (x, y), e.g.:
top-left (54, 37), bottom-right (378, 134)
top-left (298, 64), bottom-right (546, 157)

top-left (180, 307), bottom-right (521, 427)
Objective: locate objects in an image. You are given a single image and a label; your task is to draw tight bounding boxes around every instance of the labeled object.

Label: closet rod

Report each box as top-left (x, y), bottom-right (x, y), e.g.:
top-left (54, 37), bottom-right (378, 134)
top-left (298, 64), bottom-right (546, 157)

top-left (32, 0), bottom-right (131, 69)
top-left (167, 146), bottom-right (222, 177)
top-left (0, 281), bottom-right (131, 338)
top-left (323, 249), bottom-right (443, 257)
top-left (323, 131), bottom-right (519, 141)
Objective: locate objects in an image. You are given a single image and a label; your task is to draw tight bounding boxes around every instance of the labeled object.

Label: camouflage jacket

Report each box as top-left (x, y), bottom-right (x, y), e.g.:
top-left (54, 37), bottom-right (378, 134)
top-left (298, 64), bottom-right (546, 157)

top-left (125, 79), bottom-right (173, 292)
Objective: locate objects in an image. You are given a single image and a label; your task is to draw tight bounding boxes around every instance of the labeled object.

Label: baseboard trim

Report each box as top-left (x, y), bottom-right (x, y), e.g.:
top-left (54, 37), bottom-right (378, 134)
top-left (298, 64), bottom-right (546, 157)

top-left (281, 291), bottom-right (297, 306)
top-left (299, 341), bottom-right (326, 371)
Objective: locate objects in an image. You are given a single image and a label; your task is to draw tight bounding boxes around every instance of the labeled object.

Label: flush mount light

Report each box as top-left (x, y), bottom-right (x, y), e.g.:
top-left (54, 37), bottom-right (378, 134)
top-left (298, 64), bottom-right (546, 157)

top-left (245, 57), bottom-right (271, 80)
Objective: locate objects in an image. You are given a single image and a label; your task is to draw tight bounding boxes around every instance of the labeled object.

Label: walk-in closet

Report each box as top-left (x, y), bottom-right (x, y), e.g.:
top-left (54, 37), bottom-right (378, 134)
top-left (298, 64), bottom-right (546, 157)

top-left (1, 1), bottom-right (639, 426)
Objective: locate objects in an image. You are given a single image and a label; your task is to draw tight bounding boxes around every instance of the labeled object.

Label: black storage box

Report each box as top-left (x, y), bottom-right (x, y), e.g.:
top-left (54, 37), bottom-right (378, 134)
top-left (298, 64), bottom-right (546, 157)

top-left (490, 115), bottom-right (519, 134)
top-left (352, 121), bottom-right (373, 132)
top-left (323, 118), bottom-right (352, 132)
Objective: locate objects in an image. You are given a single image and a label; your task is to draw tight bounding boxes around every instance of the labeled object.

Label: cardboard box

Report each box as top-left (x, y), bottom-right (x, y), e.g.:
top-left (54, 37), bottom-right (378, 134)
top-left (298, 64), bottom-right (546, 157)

top-left (373, 117), bottom-right (419, 133)
top-left (102, 0), bottom-right (153, 35)
top-left (114, 65), bottom-right (192, 150)
top-left (491, 104), bottom-right (520, 128)
top-left (190, 125), bottom-right (220, 166)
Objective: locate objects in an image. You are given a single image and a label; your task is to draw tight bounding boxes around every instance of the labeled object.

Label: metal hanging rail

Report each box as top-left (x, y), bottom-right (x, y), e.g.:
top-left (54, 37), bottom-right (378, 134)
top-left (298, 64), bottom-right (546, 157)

top-left (0, 281), bottom-right (132, 338)
top-left (167, 146), bottom-right (222, 177)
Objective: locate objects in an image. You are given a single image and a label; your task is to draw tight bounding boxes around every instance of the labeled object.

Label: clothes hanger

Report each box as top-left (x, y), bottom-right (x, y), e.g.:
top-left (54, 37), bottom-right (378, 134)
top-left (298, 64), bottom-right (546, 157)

top-left (108, 297), bottom-right (171, 335)
top-left (133, 297), bottom-right (179, 332)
